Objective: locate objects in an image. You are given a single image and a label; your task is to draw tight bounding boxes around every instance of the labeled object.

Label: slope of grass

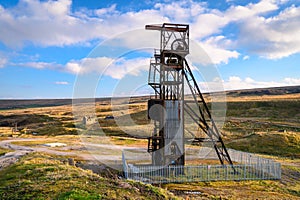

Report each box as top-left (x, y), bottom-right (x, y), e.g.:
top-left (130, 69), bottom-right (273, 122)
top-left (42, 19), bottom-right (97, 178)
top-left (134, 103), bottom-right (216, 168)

top-left (226, 100), bottom-right (300, 119)
top-left (226, 131), bottom-right (300, 158)
top-left (163, 177), bottom-right (299, 200)
top-left (0, 153), bottom-right (179, 200)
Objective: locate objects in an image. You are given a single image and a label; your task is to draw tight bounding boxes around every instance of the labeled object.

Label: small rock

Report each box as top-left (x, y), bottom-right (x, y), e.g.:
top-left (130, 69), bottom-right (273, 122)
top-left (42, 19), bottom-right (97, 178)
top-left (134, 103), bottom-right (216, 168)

top-left (68, 158), bottom-right (75, 166)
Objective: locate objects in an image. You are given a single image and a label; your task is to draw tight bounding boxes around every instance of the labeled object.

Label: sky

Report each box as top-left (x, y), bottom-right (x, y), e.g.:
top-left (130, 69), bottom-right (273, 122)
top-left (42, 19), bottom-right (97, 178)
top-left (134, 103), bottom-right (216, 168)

top-left (0, 0), bottom-right (299, 99)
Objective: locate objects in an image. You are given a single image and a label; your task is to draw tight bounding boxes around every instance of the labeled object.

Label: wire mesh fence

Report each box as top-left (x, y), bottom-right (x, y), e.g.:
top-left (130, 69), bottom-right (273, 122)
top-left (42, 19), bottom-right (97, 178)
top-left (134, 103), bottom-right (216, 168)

top-left (122, 148), bottom-right (281, 184)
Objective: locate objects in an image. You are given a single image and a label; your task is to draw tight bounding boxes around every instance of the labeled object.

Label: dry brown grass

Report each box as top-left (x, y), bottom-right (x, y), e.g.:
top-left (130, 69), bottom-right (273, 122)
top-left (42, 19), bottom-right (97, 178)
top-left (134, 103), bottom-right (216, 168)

top-left (226, 93), bottom-right (300, 102)
top-left (0, 90), bottom-right (299, 199)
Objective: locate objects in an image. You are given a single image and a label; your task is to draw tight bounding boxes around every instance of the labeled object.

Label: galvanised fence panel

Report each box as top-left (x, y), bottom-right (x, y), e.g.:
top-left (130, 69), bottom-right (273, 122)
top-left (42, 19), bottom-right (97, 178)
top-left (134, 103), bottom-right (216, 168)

top-left (122, 149), bottom-right (281, 184)
top-left (125, 163), bottom-right (281, 184)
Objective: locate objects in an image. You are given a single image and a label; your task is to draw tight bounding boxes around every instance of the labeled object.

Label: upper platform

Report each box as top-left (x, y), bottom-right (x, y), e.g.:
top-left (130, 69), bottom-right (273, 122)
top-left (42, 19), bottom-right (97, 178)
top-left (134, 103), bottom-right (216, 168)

top-left (145, 23), bottom-right (189, 32)
top-left (145, 23), bottom-right (189, 56)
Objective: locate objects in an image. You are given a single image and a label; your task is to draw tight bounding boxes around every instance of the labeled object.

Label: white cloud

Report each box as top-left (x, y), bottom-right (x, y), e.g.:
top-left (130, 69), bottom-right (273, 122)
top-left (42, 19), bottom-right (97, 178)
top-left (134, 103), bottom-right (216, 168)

top-left (192, 0), bottom-right (300, 60)
top-left (0, 57), bottom-right (7, 68)
top-left (0, 0), bottom-right (299, 62)
top-left (224, 76), bottom-right (280, 90)
top-left (0, 0), bottom-right (78, 47)
top-left (198, 76), bottom-right (300, 93)
top-left (225, 0), bottom-right (278, 21)
top-left (243, 55), bottom-right (250, 60)
top-left (65, 57), bottom-right (149, 79)
top-left (193, 13), bottom-right (227, 39)
top-left (283, 77), bottom-right (300, 85)
top-left (154, 0), bottom-right (206, 22)
top-left (16, 57), bottom-right (300, 92)
top-left (249, 0), bottom-right (279, 14)
top-left (18, 61), bottom-right (59, 69)
top-left (229, 76), bottom-right (242, 82)
top-left (19, 56), bottom-right (150, 80)
top-left (65, 57), bottom-right (114, 74)
top-left (222, 76), bottom-right (300, 91)
top-left (187, 37), bottom-right (239, 65)
top-left (0, 0), bottom-right (168, 47)
top-left (94, 4), bottom-right (117, 16)
top-left (106, 29), bottom-right (160, 50)
top-left (200, 36), bottom-right (240, 64)
top-left (234, 4), bottom-right (300, 59)
top-left (104, 57), bottom-right (149, 79)
top-left (245, 77), bottom-right (255, 83)
top-left (55, 81), bottom-right (69, 85)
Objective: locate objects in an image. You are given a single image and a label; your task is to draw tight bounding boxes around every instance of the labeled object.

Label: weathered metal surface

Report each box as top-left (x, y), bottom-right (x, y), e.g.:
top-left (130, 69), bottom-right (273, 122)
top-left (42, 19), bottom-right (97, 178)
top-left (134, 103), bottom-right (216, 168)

top-left (146, 23), bottom-right (233, 168)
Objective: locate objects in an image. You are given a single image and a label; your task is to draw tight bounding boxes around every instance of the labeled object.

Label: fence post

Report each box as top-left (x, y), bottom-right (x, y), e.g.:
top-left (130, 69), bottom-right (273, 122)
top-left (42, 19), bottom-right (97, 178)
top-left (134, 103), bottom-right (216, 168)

top-left (207, 165), bottom-right (210, 181)
top-left (278, 163), bottom-right (281, 179)
top-left (122, 151), bottom-right (128, 179)
top-left (244, 164), bottom-right (247, 180)
top-left (225, 165), bottom-right (228, 181)
top-left (240, 151), bottom-right (243, 163)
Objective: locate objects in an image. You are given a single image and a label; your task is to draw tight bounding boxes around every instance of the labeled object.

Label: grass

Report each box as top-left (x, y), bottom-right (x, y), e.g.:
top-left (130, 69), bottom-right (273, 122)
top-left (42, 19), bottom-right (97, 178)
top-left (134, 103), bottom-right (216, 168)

top-left (0, 91), bottom-right (299, 199)
top-left (0, 153), bottom-right (179, 200)
top-left (226, 100), bottom-right (300, 118)
top-left (36, 124), bottom-right (77, 136)
top-left (281, 165), bottom-right (300, 197)
top-left (163, 177), bottom-right (299, 199)
top-left (9, 135), bottom-right (83, 147)
top-left (0, 147), bottom-right (11, 156)
top-left (219, 100), bottom-right (300, 135)
top-left (111, 136), bottom-right (148, 146)
top-left (0, 107), bottom-right (80, 136)
top-left (223, 119), bottom-right (300, 134)
top-left (226, 131), bottom-right (300, 158)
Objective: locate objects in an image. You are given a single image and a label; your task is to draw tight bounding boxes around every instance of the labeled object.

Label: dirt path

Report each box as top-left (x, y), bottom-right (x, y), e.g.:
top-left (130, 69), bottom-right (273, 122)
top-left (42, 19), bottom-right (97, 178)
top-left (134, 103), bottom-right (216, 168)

top-left (0, 138), bottom-right (141, 170)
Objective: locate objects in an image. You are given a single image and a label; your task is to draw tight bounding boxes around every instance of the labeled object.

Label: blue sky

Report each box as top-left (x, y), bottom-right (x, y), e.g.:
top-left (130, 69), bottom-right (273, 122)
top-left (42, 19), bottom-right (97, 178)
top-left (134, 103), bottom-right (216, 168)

top-left (0, 0), bottom-right (299, 99)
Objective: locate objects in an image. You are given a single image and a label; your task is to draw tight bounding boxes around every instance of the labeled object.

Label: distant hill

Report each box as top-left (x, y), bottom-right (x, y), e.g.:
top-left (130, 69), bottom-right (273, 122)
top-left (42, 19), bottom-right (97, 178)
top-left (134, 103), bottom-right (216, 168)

top-left (0, 85), bottom-right (299, 110)
top-left (0, 98), bottom-right (107, 110)
top-left (226, 85), bottom-right (300, 97)
top-left (0, 99), bottom-right (72, 110)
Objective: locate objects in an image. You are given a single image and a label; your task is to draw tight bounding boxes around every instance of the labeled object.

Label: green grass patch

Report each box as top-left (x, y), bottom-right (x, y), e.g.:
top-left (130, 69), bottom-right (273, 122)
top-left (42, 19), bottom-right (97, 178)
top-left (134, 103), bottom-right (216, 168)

top-left (0, 153), bottom-right (178, 200)
top-left (58, 189), bottom-right (102, 200)
top-left (129, 110), bottom-right (150, 125)
top-left (164, 178), bottom-right (299, 199)
top-left (36, 124), bottom-right (77, 136)
top-left (111, 137), bottom-right (147, 146)
top-left (0, 114), bottom-right (54, 127)
top-left (227, 132), bottom-right (300, 158)
top-left (226, 100), bottom-right (300, 119)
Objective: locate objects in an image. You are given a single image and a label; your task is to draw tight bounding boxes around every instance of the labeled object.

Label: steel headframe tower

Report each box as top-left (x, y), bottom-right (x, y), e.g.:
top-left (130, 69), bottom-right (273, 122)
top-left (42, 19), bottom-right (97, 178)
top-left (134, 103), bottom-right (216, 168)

top-left (146, 23), bottom-right (234, 167)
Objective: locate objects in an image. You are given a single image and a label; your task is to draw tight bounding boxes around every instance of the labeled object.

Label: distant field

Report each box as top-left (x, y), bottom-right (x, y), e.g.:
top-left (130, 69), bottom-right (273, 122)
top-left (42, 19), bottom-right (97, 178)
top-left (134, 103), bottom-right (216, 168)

top-left (1, 85), bottom-right (299, 109)
top-left (0, 86), bottom-right (299, 155)
top-left (0, 85), bottom-right (299, 199)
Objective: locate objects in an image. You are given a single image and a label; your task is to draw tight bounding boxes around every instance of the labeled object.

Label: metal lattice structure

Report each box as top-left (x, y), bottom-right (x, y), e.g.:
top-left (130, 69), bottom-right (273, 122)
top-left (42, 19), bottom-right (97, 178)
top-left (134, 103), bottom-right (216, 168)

top-left (146, 23), bottom-right (233, 167)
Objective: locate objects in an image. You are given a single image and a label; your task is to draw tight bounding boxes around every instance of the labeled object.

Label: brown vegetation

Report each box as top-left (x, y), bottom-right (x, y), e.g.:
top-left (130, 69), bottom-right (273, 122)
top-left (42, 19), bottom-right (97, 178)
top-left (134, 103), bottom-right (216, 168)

top-left (0, 85), bottom-right (299, 199)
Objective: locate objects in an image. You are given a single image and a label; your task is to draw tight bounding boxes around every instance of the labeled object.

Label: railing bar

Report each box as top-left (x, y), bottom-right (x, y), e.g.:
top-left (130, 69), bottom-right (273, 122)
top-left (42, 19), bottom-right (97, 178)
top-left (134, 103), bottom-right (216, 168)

top-left (124, 149), bottom-right (281, 183)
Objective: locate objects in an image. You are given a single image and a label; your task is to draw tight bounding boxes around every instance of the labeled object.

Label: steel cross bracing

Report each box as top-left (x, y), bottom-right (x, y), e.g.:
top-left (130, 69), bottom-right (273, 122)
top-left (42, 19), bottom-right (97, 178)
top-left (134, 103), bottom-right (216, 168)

top-left (146, 23), bottom-right (233, 167)
top-left (148, 58), bottom-right (161, 98)
top-left (148, 52), bottom-right (233, 165)
top-left (161, 30), bottom-right (188, 52)
top-left (182, 58), bottom-right (233, 165)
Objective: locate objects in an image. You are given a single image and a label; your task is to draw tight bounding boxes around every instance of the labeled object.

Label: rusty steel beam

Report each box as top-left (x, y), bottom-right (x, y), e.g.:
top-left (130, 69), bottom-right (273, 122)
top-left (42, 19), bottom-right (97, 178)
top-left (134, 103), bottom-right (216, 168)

top-left (145, 23), bottom-right (189, 32)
